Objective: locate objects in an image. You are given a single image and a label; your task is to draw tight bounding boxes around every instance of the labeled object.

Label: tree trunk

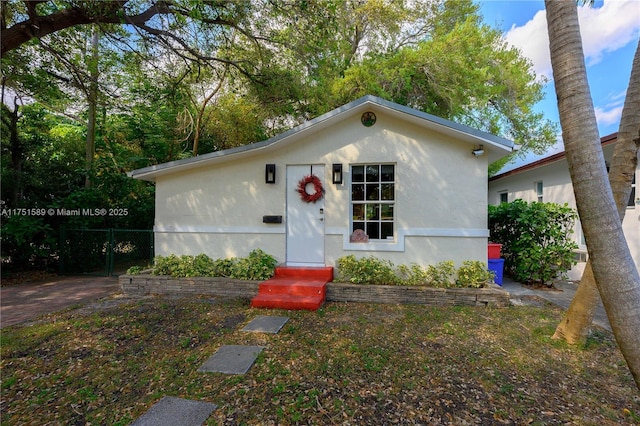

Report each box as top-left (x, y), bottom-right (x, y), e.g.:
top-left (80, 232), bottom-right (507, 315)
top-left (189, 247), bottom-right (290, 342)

top-left (85, 26), bottom-right (99, 188)
top-left (553, 40), bottom-right (640, 345)
top-left (552, 263), bottom-right (600, 344)
top-left (545, 0), bottom-right (640, 389)
top-left (3, 102), bottom-right (23, 203)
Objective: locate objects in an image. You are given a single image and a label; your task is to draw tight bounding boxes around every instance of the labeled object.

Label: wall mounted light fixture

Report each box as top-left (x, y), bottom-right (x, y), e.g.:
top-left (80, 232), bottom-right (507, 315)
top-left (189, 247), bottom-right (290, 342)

top-left (472, 145), bottom-right (485, 157)
top-left (265, 164), bottom-right (276, 183)
top-left (332, 163), bottom-right (343, 184)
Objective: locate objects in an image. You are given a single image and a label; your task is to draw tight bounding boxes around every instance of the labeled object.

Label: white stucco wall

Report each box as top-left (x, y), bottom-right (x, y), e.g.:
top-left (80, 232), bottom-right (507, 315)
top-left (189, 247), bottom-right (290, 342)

top-left (154, 107), bottom-right (493, 267)
top-left (488, 142), bottom-right (640, 272)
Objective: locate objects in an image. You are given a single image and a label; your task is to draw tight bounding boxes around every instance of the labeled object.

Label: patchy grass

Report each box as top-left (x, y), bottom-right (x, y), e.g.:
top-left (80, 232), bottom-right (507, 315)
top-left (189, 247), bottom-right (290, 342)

top-left (1, 297), bottom-right (638, 425)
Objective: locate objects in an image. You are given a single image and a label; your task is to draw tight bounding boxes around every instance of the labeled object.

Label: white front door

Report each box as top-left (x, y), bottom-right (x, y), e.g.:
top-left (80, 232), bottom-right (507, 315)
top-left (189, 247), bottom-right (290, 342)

top-left (286, 165), bottom-right (325, 266)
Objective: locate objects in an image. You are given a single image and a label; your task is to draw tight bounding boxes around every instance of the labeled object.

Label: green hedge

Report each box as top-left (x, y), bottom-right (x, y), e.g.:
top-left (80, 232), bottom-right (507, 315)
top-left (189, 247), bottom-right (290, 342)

top-left (336, 255), bottom-right (494, 288)
top-left (488, 200), bottom-right (577, 286)
top-left (148, 249), bottom-right (277, 281)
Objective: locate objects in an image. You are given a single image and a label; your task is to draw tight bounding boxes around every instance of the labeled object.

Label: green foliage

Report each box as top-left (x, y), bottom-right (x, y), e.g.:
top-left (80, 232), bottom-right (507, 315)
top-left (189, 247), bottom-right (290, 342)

top-left (336, 255), bottom-right (401, 285)
top-left (126, 265), bottom-right (143, 275)
top-left (0, 215), bottom-right (56, 270)
top-left (456, 261), bottom-right (495, 288)
top-left (397, 261), bottom-right (456, 287)
top-left (488, 200), bottom-right (578, 286)
top-left (337, 256), bottom-right (491, 288)
top-left (231, 249), bottom-right (279, 281)
top-left (428, 261), bottom-right (457, 287)
top-left (151, 254), bottom-right (182, 276)
top-left (151, 249), bottom-right (277, 281)
top-left (1, 103), bottom-right (155, 272)
top-left (330, 11), bottom-right (558, 159)
top-left (396, 263), bottom-right (430, 286)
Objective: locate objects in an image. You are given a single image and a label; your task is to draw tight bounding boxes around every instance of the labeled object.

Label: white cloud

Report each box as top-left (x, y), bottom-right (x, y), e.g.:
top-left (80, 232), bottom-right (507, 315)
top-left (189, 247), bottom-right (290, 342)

top-left (504, 9), bottom-right (550, 79)
top-left (579, 0), bottom-right (640, 66)
top-left (595, 104), bottom-right (624, 126)
top-left (504, 0), bottom-right (640, 80)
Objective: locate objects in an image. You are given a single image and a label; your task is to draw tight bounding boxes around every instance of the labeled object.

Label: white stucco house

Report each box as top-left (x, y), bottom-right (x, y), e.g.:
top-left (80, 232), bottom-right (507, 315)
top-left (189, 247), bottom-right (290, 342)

top-left (129, 95), bottom-right (514, 269)
top-left (488, 132), bottom-right (639, 277)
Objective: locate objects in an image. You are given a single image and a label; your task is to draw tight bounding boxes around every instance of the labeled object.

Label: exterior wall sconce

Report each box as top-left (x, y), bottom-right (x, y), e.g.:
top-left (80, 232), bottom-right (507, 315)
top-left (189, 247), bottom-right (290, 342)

top-left (472, 145), bottom-right (485, 157)
top-left (265, 164), bottom-right (276, 183)
top-left (332, 163), bottom-right (343, 184)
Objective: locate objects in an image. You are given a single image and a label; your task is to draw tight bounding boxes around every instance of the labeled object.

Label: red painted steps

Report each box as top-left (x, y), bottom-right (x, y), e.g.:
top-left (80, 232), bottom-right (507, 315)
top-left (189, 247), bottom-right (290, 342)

top-left (251, 266), bottom-right (333, 311)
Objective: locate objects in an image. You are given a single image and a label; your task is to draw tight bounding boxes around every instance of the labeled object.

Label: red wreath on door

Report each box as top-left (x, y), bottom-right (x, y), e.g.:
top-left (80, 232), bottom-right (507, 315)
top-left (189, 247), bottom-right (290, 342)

top-left (297, 175), bottom-right (324, 203)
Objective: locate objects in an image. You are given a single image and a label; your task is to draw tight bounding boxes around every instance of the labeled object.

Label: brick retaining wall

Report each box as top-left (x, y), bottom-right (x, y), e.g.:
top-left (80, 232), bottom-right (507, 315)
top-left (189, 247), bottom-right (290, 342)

top-left (120, 275), bottom-right (510, 307)
top-left (326, 282), bottom-right (510, 307)
top-left (120, 274), bottom-right (260, 299)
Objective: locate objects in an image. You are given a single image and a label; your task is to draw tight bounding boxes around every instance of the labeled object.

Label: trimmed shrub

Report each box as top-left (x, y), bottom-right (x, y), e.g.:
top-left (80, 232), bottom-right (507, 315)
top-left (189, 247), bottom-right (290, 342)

top-left (151, 249), bottom-right (277, 281)
top-left (230, 249), bottom-right (278, 280)
top-left (396, 261), bottom-right (456, 287)
top-left (337, 256), bottom-right (491, 288)
top-left (488, 200), bottom-right (578, 286)
top-left (336, 255), bottom-right (400, 285)
top-left (456, 261), bottom-right (495, 288)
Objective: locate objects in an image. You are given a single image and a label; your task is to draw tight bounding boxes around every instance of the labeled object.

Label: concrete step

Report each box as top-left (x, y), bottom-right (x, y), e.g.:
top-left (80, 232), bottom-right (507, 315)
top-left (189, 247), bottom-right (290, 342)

top-left (251, 293), bottom-right (325, 311)
top-left (273, 266), bottom-right (334, 281)
top-left (258, 279), bottom-right (326, 297)
top-left (251, 266), bottom-right (332, 311)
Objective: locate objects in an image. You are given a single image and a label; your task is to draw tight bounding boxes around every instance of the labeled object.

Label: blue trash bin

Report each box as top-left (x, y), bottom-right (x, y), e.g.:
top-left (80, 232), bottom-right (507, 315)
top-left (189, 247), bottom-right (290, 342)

top-left (488, 258), bottom-right (505, 286)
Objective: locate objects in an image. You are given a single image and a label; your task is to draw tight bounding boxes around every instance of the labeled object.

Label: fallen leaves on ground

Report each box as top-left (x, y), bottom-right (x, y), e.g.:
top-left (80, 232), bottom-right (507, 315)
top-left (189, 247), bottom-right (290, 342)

top-left (1, 297), bottom-right (639, 425)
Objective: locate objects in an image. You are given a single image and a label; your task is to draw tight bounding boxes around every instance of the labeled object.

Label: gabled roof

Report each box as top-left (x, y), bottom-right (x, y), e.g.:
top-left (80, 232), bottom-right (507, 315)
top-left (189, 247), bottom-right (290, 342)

top-left (129, 95), bottom-right (514, 182)
top-left (490, 133), bottom-right (618, 182)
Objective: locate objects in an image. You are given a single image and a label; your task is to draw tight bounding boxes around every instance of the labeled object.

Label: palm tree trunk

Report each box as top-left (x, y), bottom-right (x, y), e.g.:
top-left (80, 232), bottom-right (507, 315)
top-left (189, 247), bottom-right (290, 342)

top-left (545, 0), bottom-right (640, 389)
top-left (553, 40), bottom-right (640, 345)
top-left (552, 262), bottom-right (600, 344)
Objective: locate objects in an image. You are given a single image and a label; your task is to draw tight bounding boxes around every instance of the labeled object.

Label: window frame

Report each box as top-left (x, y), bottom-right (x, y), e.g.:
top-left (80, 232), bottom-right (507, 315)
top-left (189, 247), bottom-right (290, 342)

top-left (628, 173), bottom-right (636, 208)
top-left (350, 163), bottom-right (396, 242)
top-left (535, 181), bottom-right (543, 202)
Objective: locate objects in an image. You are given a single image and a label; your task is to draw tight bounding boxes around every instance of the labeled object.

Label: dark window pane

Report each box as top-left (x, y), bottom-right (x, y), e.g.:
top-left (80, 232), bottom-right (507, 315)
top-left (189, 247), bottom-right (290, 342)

top-left (352, 184), bottom-right (364, 201)
top-left (381, 183), bottom-right (394, 200)
top-left (366, 204), bottom-right (379, 220)
top-left (381, 222), bottom-right (394, 239)
top-left (381, 204), bottom-right (394, 220)
top-left (353, 204), bottom-right (364, 220)
top-left (366, 165), bottom-right (379, 182)
top-left (352, 165), bottom-right (364, 182)
top-left (381, 165), bottom-right (394, 182)
top-left (366, 222), bottom-right (379, 240)
top-left (366, 184), bottom-right (379, 200)
top-left (351, 164), bottom-right (395, 242)
top-left (629, 186), bottom-right (636, 207)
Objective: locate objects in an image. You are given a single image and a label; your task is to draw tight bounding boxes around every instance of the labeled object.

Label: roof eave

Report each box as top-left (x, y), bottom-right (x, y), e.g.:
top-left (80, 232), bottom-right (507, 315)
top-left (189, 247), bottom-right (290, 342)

top-left (490, 132), bottom-right (618, 181)
top-left (129, 95), bottom-right (514, 181)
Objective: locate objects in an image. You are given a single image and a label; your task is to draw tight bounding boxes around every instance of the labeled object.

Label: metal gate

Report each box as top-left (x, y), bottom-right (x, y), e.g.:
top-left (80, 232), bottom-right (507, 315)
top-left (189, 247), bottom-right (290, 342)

top-left (59, 228), bottom-right (154, 276)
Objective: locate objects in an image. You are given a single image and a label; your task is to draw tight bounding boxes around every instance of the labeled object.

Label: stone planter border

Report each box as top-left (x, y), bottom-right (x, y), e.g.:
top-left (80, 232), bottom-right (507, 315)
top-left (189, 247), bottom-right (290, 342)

top-left (120, 274), bottom-right (510, 307)
top-left (326, 282), bottom-right (509, 307)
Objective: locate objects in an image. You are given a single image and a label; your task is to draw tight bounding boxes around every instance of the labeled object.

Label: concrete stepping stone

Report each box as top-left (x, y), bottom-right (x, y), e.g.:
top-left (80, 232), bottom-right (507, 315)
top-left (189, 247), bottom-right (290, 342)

top-left (130, 396), bottom-right (216, 426)
top-left (242, 315), bottom-right (289, 333)
top-left (198, 345), bottom-right (264, 374)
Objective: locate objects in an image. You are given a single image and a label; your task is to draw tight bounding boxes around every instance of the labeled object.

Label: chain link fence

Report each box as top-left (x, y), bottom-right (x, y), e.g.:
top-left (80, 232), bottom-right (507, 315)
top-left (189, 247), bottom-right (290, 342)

top-left (59, 228), bottom-right (153, 276)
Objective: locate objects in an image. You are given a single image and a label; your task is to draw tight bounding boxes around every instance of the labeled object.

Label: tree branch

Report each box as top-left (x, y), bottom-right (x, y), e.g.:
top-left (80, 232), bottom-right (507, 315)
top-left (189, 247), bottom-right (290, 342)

top-left (1, 1), bottom-right (172, 58)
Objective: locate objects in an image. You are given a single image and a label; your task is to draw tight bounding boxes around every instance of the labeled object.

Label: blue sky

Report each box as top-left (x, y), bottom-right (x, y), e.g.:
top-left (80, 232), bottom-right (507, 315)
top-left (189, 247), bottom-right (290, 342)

top-left (476, 0), bottom-right (640, 169)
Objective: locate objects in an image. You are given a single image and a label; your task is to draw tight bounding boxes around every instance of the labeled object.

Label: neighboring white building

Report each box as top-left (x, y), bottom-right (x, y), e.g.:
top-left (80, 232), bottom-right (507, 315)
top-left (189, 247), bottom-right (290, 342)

top-left (488, 133), bottom-right (639, 277)
top-left (130, 95), bottom-right (513, 268)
